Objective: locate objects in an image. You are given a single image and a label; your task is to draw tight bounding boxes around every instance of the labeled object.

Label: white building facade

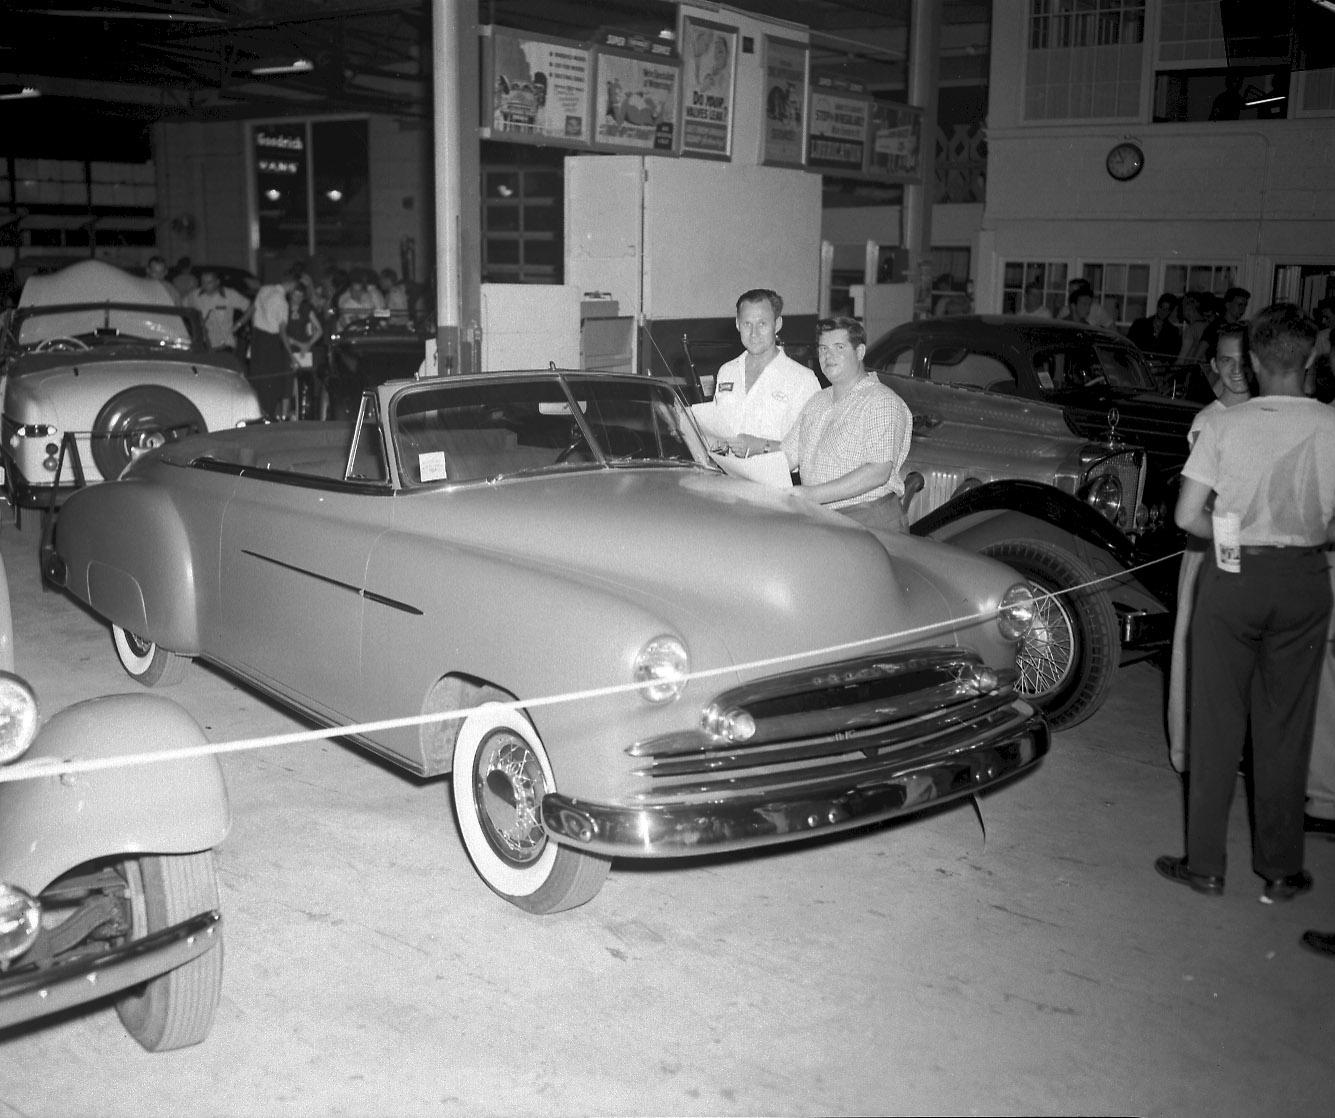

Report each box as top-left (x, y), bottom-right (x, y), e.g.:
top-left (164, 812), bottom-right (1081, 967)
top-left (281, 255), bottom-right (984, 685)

top-left (975, 0), bottom-right (1335, 325)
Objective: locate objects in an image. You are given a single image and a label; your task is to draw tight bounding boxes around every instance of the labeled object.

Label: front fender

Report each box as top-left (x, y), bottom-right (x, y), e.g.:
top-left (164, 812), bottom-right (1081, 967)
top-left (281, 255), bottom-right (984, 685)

top-left (910, 479), bottom-right (1175, 615)
top-left (0, 693), bottom-right (229, 894)
top-left (910, 479), bottom-right (1139, 567)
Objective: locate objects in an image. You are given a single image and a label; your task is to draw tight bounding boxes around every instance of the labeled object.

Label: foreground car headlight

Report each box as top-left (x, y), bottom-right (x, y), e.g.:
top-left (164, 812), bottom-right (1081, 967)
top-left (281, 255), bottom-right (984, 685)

top-left (1082, 472), bottom-right (1122, 524)
top-left (633, 635), bottom-right (689, 703)
top-left (0, 883), bottom-right (40, 966)
top-left (997, 583), bottom-right (1036, 642)
top-left (0, 672), bottom-right (38, 765)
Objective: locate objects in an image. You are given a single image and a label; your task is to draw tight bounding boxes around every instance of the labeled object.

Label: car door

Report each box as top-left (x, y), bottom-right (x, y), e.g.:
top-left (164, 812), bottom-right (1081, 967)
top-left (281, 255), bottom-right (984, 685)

top-left (217, 438), bottom-right (394, 717)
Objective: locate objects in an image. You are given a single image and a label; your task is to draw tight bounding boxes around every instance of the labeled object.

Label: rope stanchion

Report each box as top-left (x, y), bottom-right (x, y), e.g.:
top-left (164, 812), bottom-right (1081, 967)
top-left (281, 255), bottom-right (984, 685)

top-left (0, 549), bottom-right (1184, 786)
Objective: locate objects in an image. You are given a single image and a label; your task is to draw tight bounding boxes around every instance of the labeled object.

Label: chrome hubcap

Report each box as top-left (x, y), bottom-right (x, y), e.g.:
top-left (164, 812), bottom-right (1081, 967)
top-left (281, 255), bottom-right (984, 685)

top-left (473, 730), bottom-right (547, 867)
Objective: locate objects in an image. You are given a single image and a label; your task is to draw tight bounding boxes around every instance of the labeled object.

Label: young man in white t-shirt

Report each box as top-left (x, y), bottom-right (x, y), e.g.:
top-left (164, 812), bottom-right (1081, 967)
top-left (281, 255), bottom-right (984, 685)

top-left (1157, 303), bottom-right (1335, 905)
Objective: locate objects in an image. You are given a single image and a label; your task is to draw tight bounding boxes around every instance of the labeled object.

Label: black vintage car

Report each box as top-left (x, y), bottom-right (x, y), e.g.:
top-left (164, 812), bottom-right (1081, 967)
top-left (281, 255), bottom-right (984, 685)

top-left (863, 315), bottom-right (1201, 727)
top-left (319, 311), bottom-right (428, 420)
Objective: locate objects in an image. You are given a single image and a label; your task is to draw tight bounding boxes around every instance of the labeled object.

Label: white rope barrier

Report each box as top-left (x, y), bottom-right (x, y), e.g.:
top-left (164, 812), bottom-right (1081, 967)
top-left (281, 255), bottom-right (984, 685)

top-left (0, 549), bottom-right (1184, 786)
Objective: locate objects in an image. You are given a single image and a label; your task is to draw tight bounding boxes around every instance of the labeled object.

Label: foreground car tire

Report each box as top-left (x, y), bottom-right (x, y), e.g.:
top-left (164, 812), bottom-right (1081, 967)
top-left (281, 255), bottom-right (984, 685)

top-left (451, 703), bottom-right (610, 914)
top-left (113, 625), bottom-right (189, 687)
top-left (115, 852), bottom-right (223, 1052)
top-left (91, 386), bottom-right (207, 480)
top-left (981, 539), bottom-right (1117, 731)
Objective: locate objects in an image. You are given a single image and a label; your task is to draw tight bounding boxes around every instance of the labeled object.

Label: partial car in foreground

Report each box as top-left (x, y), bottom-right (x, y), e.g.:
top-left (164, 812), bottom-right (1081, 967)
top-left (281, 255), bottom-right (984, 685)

top-left (0, 259), bottom-right (261, 511)
top-left (0, 553), bottom-right (229, 1051)
top-left (51, 370), bottom-right (1049, 914)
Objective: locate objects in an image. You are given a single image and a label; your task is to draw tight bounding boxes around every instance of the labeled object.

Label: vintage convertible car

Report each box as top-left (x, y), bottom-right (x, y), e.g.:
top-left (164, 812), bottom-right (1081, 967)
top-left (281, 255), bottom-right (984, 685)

top-left (0, 259), bottom-right (261, 511)
top-left (50, 370), bottom-right (1049, 914)
top-left (0, 552), bottom-right (229, 1051)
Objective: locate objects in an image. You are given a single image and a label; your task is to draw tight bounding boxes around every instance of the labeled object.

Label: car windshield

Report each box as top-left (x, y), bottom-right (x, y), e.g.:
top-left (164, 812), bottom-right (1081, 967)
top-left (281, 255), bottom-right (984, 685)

top-left (14, 302), bottom-right (196, 350)
top-left (389, 374), bottom-right (714, 486)
top-left (1032, 342), bottom-right (1156, 394)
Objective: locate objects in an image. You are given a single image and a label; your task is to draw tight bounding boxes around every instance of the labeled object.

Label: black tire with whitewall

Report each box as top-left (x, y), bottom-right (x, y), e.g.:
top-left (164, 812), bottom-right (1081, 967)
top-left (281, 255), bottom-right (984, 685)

top-left (451, 702), bottom-right (610, 914)
top-left (113, 624), bottom-right (190, 687)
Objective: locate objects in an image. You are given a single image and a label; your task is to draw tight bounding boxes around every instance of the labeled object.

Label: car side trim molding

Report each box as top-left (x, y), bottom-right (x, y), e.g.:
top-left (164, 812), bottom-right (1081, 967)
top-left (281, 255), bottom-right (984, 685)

top-left (239, 550), bottom-right (423, 615)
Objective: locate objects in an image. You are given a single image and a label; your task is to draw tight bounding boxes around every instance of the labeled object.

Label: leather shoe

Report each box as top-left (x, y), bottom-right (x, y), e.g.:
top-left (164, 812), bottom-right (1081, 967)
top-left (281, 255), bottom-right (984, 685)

top-left (1304, 814), bottom-right (1335, 840)
top-left (1299, 929), bottom-right (1335, 957)
top-left (1260, 869), bottom-right (1313, 904)
top-left (1155, 855), bottom-right (1224, 896)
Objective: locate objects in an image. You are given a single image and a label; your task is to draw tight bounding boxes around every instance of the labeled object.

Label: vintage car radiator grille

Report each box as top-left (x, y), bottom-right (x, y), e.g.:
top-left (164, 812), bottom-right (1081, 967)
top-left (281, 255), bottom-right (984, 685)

top-left (1084, 449), bottom-right (1145, 531)
top-left (626, 649), bottom-right (1024, 802)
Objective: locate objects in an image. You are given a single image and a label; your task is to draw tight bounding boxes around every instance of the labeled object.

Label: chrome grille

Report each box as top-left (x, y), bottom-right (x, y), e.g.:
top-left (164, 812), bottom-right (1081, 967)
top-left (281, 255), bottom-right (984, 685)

top-left (1084, 448), bottom-right (1145, 532)
top-left (627, 649), bottom-right (1022, 799)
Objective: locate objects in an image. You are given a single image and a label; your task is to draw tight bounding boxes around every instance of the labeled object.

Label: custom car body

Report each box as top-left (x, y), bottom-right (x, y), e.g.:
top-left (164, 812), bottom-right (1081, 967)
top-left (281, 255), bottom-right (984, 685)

top-left (0, 259), bottom-right (261, 509)
top-left (51, 370), bottom-right (1048, 914)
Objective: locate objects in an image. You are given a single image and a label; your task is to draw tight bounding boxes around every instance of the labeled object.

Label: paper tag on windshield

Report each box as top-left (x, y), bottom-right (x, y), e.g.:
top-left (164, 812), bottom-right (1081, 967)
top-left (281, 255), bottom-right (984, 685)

top-left (1037, 370), bottom-right (1054, 389)
top-left (418, 451), bottom-right (449, 482)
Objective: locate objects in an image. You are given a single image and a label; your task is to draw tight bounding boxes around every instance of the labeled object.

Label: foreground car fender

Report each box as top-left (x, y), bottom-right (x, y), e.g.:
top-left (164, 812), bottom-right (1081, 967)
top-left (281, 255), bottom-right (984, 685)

top-left (0, 693), bottom-right (229, 894)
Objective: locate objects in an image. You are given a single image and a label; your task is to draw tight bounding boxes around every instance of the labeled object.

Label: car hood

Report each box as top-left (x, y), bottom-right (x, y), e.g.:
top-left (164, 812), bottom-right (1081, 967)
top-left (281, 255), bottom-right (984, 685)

top-left (1049, 386), bottom-right (1198, 463)
top-left (401, 467), bottom-right (1014, 665)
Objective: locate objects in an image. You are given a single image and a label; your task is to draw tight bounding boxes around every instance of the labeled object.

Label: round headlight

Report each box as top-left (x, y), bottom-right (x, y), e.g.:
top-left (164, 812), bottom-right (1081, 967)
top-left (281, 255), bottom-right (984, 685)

top-left (0, 883), bottom-right (41, 965)
top-left (633, 635), bottom-right (689, 704)
top-left (997, 582), bottom-right (1036, 642)
top-left (1083, 472), bottom-right (1122, 524)
top-left (0, 672), bottom-right (38, 765)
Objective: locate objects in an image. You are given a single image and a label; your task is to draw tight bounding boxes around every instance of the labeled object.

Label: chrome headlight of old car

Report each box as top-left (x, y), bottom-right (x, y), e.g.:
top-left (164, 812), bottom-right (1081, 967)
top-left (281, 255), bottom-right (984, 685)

top-left (0, 672), bottom-right (39, 765)
top-left (1081, 471), bottom-right (1123, 524)
top-left (997, 583), bottom-right (1037, 641)
top-left (633, 635), bottom-right (689, 703)
top-left (0, 883), bottom-right (40, 966)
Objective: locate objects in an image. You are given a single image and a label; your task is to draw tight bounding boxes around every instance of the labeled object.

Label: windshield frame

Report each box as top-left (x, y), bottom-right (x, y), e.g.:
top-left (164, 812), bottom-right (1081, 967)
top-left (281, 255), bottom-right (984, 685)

top-left (11, 300), bottom-right (203, 352)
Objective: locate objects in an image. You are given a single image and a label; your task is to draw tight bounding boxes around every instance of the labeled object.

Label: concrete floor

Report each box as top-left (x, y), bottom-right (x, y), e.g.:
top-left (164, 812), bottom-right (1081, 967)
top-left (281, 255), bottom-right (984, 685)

top-left (0, 516), bottom-right (1330, 1118)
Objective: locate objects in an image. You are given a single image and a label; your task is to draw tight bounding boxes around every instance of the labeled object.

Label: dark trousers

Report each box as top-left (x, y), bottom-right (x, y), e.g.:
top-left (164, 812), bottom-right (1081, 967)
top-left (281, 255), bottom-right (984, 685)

top-left (1187, 550), bottom-right (1332, 879)
top-left (248, 330), bottom-right (291, 420)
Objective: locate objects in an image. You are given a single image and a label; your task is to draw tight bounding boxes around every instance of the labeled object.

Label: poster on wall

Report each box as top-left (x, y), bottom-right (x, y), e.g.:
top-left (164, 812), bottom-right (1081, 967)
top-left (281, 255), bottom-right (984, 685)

top-left (678, 16), bottom-right (737, 159)
top-left (761, 37), bottom-right (808, 167)
top-left (807, 82), bottom-right (869, 173)
top-left (480, 26), bottom-right (592, 146)
top-left (592, 39), bottom-right (679, 153)
top-left (868, 101), bottom-right (923, 181)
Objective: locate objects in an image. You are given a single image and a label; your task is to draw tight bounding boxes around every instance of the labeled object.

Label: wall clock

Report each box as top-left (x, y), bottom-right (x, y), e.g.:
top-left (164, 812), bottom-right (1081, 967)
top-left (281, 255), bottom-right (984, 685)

top-left (1106, 141), bottom-right (1144, 181)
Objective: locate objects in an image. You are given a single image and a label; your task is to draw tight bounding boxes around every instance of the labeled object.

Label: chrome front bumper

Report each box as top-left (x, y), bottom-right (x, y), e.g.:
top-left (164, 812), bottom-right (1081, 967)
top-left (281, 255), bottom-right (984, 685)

top-left (542, 699), bottom-right (1048, 857)
top-left (0, 909), bottom-right (220, 1033)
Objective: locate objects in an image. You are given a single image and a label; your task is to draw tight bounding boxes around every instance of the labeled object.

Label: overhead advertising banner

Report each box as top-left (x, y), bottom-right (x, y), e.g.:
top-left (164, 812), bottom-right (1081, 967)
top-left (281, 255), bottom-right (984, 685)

top-left (762, 37), bottom-right (808, 168)
top-left (807, 88), bottom-right (869, 172)
top-left (868, 101), bottom-right (924, 181)
top-left (480, 25), bottom-right (592, 146)
top-left (592, 35), bottom-right (679, 153)
top-left (678, 16), bottom-right (737, 159)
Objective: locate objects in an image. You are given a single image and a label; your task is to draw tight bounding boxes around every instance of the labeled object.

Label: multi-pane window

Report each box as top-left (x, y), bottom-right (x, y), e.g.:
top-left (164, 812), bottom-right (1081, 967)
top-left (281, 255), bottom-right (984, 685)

top-left (1157, 0), bottom-right (1225, 63)
top-left (1163, 261), bottom-right (1238, 297)
top-left (1026, 1), bottom-right (1146, 119)
top-left (481, 146), bottom-right (563, 285)
top-left (1001, 259), bottom-right (1068, 316)
top-left (9, 158), bottom-right (156, 250)
top-left (1082, 261), bottom-right (1151, 324)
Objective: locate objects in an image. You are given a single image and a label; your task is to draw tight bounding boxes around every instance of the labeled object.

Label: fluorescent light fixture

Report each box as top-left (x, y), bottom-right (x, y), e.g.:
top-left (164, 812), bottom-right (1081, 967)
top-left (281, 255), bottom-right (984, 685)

top-left (251, 58), bottom-right (313, 76)
top-left (0, 86), bottom-right (40, 101)
top-left (1245, 94), bottom-right (1286, 106)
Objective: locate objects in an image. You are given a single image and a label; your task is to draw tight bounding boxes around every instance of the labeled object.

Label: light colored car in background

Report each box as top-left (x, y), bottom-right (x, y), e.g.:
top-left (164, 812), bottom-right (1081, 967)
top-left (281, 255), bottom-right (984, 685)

top-left (0, 551), bottom-right (229, 1052)
top-left (50, 370), bottom-right (1049, 915)
top-left (0, 259), bottom-right (260, 513)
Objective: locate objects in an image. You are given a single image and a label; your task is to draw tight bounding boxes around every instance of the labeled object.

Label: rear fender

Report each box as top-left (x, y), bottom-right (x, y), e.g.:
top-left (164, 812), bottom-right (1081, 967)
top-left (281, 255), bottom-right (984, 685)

top-left (0, 694), bottom-right (229, 894)
top-left (55, 479), bottom-right (202, 652)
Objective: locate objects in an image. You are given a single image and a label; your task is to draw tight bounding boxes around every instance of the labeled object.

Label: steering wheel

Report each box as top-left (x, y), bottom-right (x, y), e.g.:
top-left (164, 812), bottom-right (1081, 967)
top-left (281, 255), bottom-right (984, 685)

top-left (35, 335), bottom-right (90, 353)
top-left (1082, 369), bottom-right (1108, 387)
top-left (555, 435), bottom-right (592, 464)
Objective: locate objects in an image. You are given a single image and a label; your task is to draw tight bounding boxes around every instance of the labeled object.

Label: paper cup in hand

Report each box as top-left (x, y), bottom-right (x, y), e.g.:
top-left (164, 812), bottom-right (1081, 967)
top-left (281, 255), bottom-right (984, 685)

top-left (1212, 511), bottom-right (1241, 573)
